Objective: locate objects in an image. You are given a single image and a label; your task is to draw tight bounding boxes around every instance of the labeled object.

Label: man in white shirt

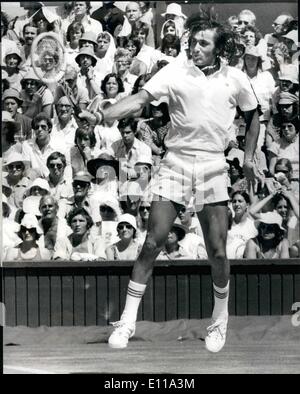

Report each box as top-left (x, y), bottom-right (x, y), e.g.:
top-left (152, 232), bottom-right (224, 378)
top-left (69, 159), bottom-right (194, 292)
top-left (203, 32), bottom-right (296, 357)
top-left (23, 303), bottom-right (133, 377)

top-left (79, 11), bottom-right (261, 353)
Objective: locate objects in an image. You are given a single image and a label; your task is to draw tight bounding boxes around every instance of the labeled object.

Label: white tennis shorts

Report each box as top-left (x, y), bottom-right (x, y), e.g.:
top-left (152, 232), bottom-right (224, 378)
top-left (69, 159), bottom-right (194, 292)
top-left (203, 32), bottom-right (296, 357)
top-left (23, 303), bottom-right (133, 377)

top-left (151, 150), bottom-right (229, 211)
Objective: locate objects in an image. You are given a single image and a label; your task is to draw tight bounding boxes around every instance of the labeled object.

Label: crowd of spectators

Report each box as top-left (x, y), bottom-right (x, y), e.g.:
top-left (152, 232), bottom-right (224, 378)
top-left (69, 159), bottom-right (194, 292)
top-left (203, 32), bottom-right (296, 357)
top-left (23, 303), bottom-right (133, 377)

top-left (1, 1), bottom-right (299, 262)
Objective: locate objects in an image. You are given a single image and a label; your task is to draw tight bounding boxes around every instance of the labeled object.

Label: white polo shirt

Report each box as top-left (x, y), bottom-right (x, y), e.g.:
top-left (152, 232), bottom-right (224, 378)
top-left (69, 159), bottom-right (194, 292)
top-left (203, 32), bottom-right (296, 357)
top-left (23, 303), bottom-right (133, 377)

top-left (142, 58), bottom-right (257, 155)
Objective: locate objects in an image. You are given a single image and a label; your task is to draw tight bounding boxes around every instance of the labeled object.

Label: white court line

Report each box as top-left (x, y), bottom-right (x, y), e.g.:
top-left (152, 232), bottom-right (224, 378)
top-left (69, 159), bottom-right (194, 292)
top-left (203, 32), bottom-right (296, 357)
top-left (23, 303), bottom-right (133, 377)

top-left (4, 365), bottom-right (56, 374)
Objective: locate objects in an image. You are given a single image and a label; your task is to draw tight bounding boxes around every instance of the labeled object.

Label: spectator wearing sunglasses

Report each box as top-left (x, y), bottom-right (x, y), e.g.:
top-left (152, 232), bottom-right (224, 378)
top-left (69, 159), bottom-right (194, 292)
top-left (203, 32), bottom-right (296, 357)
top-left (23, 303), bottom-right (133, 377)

top-left (22, 113), bottom-right (69, 179)
top-left (244, 212), bottom-right (290, 258)
top-left (236, 9), bottom-right (256, 33)
top-left (3, 152), bottom-right (31, 210)
top-left (20, 68), bottom-right (54, 119)
top-left (5, 214), bottom-right (51, 261)
top-left (46, 152), bottom-right (73, 202)
top-left (59, 171), bottom-right (92, 220)
top-left (136, 198), bottom-right (151, 244)
top-left (106, 214), bottom-right (141, 260)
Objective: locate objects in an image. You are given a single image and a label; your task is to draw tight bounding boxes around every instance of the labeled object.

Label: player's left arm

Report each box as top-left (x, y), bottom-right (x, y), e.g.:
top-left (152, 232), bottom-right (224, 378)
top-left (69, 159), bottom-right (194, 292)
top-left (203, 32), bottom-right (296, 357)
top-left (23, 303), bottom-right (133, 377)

top-left (242, 108), bottom-right (263, 184)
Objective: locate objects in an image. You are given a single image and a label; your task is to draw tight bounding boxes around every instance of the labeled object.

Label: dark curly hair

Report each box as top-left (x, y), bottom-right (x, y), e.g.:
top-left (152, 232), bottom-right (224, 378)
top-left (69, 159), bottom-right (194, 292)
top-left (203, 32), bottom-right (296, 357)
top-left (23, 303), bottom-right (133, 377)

top-left (185, 8), bottom-right (242, 64)
top-left (67, 207), bottom-right (94, 230)
top-left (101, 73), bottom-right (124, 97)
top-left (118, 118), bottom-right (138, 134)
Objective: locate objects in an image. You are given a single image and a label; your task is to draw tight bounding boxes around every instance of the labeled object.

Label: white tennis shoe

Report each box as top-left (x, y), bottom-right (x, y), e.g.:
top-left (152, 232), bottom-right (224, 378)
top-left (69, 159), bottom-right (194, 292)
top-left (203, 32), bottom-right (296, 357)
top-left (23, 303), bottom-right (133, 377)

top-left (205, 319), bottom-right (228, 353)
top-left (108, 320), bottom-right (136, 349)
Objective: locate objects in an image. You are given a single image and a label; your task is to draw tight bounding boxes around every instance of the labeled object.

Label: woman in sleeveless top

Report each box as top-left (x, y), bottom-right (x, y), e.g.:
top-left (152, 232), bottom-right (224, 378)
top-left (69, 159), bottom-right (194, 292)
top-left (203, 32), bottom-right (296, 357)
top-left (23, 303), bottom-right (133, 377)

top-left (106, 214), bottom-right (141, 261)
top-left (5, 213), bottom-right (51, 261)
top-left (244, 212), bottom-right (290, 259)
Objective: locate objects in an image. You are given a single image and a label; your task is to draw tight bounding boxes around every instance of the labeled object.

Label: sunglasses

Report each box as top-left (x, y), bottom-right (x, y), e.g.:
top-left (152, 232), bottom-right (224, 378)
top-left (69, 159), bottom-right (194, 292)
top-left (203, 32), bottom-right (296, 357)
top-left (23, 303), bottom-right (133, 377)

top-left (25, 80), bottom-right (37, 86)
top-left (33, 124), bottom-right (48, 131)
top-left (57, 104), bottom-right (72, 109)
top-left (8, 164), bottom-right (24, 171)
top-left (260, 223), bottom-right (279, 231)
top-left (73, 181), bottom-right (88, 188)
top-left (100, 205), bottom-right (114, 212)
top-left (139, 206), bottom-right (151, 212)
top-left (49, 163), bottom-right (63, 170)
top-left (117, 224), bottom-right (133, 231)
top-left (238, 20), bottom-right (249, 25)
top-left (20, 226), bottom-right (36, 234)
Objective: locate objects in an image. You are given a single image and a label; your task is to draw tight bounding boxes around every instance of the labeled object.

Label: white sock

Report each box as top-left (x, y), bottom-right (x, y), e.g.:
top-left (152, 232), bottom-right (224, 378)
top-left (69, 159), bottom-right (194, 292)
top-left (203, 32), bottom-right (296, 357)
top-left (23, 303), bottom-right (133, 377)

top-left (212, 282), bottom-right (230, 322)
top-left (120, 280), bottom-right (146, 323)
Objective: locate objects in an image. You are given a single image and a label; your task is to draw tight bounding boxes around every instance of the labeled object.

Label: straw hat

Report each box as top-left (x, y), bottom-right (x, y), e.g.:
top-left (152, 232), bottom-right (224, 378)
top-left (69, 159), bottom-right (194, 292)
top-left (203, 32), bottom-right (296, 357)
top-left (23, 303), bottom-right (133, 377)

top-left (73, 171), bottom-right (92, 184)
top-left (278, 64), bottom-right (299, 84)
top-left (26, 178), bottom-right (50, 195)
top-left (2, 88), bottom-right (23, 105)
top-left (22, 196), bottom-right (42, 217)
top-left (4, 46), bottom-right (23, 64)
top-left (3, 152), bottom-right (30, 170)
top-left (79, 31), bottom-right (98, 47)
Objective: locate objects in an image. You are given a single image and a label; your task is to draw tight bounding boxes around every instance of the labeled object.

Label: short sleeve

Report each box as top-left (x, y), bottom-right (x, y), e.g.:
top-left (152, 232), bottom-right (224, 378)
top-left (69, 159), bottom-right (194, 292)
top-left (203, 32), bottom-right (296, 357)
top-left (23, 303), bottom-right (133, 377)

top-left (42, 88), bottom-right (54, 107)
top-left (142, 62), bottom-right (174, 100)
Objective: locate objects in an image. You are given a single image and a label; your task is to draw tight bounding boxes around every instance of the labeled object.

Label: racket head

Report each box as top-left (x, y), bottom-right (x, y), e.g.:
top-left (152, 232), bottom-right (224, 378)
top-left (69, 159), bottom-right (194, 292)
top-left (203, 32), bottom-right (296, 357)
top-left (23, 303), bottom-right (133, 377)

top-left (31, 32), bottom-right (66, 84)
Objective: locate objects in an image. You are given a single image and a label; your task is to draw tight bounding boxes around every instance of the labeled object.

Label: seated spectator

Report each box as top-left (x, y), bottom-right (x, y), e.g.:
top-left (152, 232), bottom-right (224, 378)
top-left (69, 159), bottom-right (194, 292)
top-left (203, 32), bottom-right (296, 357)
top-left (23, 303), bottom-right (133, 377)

top-left (110, 117), bottom-right (152, 181)
top-left (87, 152), bottom-right (119, 199)
top-left (53, 207), bottom-right (101, 261)
top-left (91, 2), bottom-right (124, 37)
top-left (106, 214), bottom-right (141, 260)
top-left (117, 2), bottom-right (154, 48)
top-left (268, 118), bottom-right (299, 179)
top-left (1, 111), bottom-right (23, 158)
top-left (90, 100), bottom-right (122, 151)
top-left (130, 73), bottom-right (152, 119)
top-left (78, 31), bottom-right (98, 52)
top-left (133, 157), bottom-right (153, 196)
top-left (3, 47), bottom-right (25, 92)
top-left (20, 23), bottom-right (38, 71)
top-left (119, 180), bottom-right (143, 217)
top-left (51, 96), bottom-right (79, 154)
top-left (26, 178), bottom-right (50, 198)
top-left (160, 19), bottom-right (180, 43)
top-left (161, 3), bottom-right (187, 39)
top-left (114, 48), bottom-right (138, 94)
top-left (269, 42), bottom-right (291, 82)
top-left (100, 73), bottom-right (125, 101)
top-left (39, 195), bottom-right (71, 254)
top-left (226, 157), bottom-right (247, 196)
top-left (273, 157), bottom-right (299, 197)
top-left (241, 25), bottom-right (270, 70)
top-left (161, 35), bottom-right (181, 58)
top-left (138, 101), bottom-right (170, 166)
top-left (157, 222), bottom-right (193, 260)
top-left (242, 46), bottom-right (276, 152)
top-left (2, 88), bottom-right (32, 140)
top-left (32, 7), bottom-right (61, 36)
top-left (236, 9), bottom-right (256, 33)
top-left (136, 198), bottom-right (151, 244)
top-left (65, 20), bottom-right (84, 66)
top-left (71, 1), bottom-right (103, 37)
top-left (131, 22), bottom-right (157, 75)
top-left (90, 193), bottom-right (121, 248)
top-left (227, 15), bottom-right (239, 32)
top-left (271, 65), bottom-right (299, 115)
top-left (20, 67), bottom-right (54, 119)
top-left (5, 213), bottom-right (51, 261)
top-left (46, 152), bottom-right (73, 201)
top-left (3, 152), bottom-right (31, 210)
top-left (266, 91), bottom-right (298, 149)
top-left (290, 240), bottom-right (300, 258)
top-left (59, 171), bottom-right (92, 219)
top-left (177, 209), bottom-right (208, 259)
top-left (227, 191), bottom-right (258, 259)
top-left (264, 14), bottom-right (294, 57)
top-left (70, 127), bottom-right (101, 175)
top-left (22, 112), bottom-right (68, 179)
top-left (2, 194), bottom-right (21, 259)
top-left (75, 46), bottom-right (102, 100)
top-left (1, 11), bottom-right (19, 64)
top-left (244, 212), bottom-right (290, 258)
top-left (95, 31), bottom-right (117, 77)
top-left (55, 65), bottom-right (89, 111)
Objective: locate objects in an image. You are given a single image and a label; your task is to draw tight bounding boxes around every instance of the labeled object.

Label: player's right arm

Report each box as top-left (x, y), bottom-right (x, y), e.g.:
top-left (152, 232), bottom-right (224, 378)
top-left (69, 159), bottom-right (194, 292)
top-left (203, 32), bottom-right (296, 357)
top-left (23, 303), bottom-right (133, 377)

top-left (78, 89), bottom-right (154, 125)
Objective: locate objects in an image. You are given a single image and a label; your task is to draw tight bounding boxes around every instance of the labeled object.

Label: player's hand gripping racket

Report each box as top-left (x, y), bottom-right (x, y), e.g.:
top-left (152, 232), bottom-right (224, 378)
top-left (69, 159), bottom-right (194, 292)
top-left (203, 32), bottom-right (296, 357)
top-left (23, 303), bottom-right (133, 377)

top-left (31, 32), bottom-right (82, 119)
